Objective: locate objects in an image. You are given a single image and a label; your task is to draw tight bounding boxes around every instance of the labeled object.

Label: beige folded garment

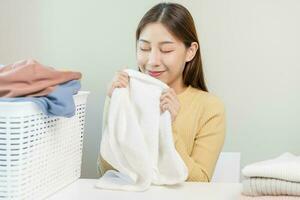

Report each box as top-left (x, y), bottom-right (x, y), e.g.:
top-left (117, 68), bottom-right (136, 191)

top-left (0, 59), bottom-right (81, 97)
top-left (240, 194), bottom-right (300, 199)
top-left (242, 177), bottom-right (300, 197)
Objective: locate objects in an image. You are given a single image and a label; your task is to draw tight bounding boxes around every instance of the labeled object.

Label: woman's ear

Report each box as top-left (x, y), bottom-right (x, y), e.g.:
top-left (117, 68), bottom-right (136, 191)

top-left (185, 42), bottom-right (198, 62)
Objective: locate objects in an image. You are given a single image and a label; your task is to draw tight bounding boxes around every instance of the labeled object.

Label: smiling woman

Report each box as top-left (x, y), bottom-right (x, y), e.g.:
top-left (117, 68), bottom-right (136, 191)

top-left (98, 2), bottom-right (226, 182)
top-left (137, 22), bottom-right (193, 88)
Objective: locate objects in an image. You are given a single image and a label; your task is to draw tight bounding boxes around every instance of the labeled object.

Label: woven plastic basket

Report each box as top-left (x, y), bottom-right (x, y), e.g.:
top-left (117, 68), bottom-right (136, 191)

top-left (0, 91), bottom-right (89, 199)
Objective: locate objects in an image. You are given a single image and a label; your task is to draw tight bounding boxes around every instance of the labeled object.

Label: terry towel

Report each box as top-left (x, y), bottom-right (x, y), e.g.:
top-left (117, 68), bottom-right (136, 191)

top-left (96, 69), bottom-right (188, 191)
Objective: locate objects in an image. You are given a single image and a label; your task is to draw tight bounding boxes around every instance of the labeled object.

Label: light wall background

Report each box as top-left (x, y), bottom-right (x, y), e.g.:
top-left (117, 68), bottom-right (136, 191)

top-left (0, 0), bottom-right (299, 179)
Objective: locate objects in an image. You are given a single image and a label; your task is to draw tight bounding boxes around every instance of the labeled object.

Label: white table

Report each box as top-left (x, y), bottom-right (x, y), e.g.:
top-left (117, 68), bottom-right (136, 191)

top-left (47, 179), bottom-right (242, 200)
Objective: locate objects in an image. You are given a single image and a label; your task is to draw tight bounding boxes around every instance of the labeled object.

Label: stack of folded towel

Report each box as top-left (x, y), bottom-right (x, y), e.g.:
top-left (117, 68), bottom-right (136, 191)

top-left (240, 152), bottom-right (300, 199)
top-left (0, 59), bottom-right (82, 117)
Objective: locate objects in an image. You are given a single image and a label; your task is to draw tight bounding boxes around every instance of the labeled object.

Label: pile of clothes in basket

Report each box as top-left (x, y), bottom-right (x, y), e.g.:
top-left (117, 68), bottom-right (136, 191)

top-left (240, 152), bottom-right (300, 199)
top-left (0, 59), bottom-right (82, 117)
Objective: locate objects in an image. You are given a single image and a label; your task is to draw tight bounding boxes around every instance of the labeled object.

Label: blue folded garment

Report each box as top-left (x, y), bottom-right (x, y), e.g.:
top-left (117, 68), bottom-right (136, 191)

top-left (0, 80), bottom-right (81, 117)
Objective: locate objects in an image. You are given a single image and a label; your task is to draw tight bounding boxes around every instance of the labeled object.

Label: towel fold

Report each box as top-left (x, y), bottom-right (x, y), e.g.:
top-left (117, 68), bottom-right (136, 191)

top-left (96, 69), bottom-right (188, 191)
top-left (242, 153), bottom-right (300, 182)
top-left (0, 59), bottom-right (81, 97)
top-left (240, 194), bottom-right (300, 199)
top-left (242, 177), bottom-right (300, 196)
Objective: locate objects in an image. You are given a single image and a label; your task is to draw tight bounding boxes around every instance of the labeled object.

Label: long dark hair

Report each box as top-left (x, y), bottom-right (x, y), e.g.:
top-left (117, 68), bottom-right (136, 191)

top-left (136, 3), bottom-right (208, 92)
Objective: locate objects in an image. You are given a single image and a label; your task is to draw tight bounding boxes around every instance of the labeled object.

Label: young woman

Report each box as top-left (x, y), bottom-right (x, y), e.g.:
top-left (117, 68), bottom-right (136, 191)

top-left (99, 2), bottom-right (225, 182)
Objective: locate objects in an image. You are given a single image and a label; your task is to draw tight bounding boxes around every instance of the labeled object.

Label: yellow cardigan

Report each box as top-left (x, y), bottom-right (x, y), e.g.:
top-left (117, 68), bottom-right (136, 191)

top-left (98, 85), bottom-right (226, 182)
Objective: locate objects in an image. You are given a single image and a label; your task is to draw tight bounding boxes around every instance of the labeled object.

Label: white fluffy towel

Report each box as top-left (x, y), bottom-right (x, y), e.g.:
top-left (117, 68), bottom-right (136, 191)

top-left (242, 152), bottom-right (300, 182)
top-left (96, 69), bottom-right (188, 191)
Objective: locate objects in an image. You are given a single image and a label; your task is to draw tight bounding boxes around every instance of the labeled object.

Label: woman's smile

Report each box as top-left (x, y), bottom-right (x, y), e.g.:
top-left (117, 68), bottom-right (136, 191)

top-left (147, 70), bottom-right (165, 77)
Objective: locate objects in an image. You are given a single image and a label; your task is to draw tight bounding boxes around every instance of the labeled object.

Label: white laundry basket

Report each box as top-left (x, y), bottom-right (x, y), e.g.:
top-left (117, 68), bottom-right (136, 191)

top-left (0, 91), bottom-right (89, 200)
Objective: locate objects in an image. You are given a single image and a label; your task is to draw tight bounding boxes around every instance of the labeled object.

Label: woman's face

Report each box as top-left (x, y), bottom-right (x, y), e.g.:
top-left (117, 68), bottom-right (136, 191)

top-left (137, 22), bottom-right (192, 88)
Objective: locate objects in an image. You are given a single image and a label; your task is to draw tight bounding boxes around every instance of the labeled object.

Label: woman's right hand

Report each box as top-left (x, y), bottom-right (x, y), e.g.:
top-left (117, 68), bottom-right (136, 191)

top-left (107, 70), bottom-right (129, 97)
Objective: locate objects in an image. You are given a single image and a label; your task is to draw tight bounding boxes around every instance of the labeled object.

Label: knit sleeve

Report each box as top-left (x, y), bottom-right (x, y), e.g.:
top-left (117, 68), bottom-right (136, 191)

top-left (173, 97), bottom-right (226, 182)
top-left (97, 96), bottom-right (115, 176)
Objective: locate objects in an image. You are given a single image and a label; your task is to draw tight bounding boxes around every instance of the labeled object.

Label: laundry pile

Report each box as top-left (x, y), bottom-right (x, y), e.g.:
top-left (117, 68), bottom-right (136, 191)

top-left (0, 59), bottom-right (82, 117)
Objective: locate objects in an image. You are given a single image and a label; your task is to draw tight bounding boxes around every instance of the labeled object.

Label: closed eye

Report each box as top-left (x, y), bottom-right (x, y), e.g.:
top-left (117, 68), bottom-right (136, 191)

top-left (140, 48), bottom-right (150, 51)
top-left (161, 50), bottom-right (174, 53)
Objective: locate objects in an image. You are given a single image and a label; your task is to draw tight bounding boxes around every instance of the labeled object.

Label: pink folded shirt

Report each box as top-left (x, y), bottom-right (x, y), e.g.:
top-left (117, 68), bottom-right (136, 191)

top-left (0, 59), bottom-right (81, 97)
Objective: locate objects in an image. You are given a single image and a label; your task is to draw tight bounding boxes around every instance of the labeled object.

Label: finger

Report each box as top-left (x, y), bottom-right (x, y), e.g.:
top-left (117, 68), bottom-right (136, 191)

top-left (117, 76), bottom-right (129, 84)
top-left (166, 89), bottom-right (179, 102)
top-left (160, 103), bottom-right (169, 113)
top-left (117, 79), bottom-right (128, 88)
top-left (160, 96), bottom-right (173, 109)
top-left (161, 92), bottom-right (177, 104)
top-left (160, 94), bottom-right (180, 114)
top-left (160, 98), bottom-right (172, 111)
top-left (160, 100), bottom-right (166, 112)
top-left (117, 72), bottom-right (129, 83)
top-left (160, 98), bottom-right (171, 106)
top-left (113, 79), bottom-right (127, 88)
top-left (161, 101), bottom-right (176, 119)
top-left (161, 98), bottom-right (177, 118)
top-left (119, 71), bottom-right (129, 78)
top-left (111, 82), bottom-right (119, 89)
top-left (160, 93), bottom-right (171, 101)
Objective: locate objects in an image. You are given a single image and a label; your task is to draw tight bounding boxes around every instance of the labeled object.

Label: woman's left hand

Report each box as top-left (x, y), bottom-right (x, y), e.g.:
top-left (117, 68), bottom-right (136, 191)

top-left (160, 88), bottom-right (180, 122)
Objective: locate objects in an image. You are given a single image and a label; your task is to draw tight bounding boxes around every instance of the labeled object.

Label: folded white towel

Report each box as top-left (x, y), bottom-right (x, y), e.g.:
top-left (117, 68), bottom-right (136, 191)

top-left (96, 69), bottom-right (188, 191)
top-left (242, 152), bottom-right (300, 182)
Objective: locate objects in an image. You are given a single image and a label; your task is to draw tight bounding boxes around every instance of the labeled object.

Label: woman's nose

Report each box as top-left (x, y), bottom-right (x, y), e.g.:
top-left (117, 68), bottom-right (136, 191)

top-left (148, 50), bottom-right (161, 67)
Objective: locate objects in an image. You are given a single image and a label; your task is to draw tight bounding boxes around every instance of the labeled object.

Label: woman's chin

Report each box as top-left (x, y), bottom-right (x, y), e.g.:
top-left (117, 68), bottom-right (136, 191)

top-left (157, 77), bottom-right (168, 84)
